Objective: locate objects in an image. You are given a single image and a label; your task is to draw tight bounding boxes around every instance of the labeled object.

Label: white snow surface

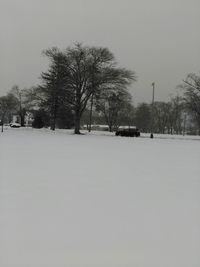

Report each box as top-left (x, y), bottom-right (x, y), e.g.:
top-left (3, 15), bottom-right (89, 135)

top-left (0, 128), bottom-right (200, 267)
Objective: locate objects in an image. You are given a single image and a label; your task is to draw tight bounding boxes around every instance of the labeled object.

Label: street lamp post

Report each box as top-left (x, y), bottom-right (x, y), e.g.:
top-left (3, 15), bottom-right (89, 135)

top-left (150, 82), bottom-right (155, 138)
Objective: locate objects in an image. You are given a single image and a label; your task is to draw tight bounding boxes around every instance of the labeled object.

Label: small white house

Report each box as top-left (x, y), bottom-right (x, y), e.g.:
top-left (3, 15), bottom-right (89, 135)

top-left (12, 115), bottom-right (21, 124)
top-left (11, 113), bottom-right (33, 127)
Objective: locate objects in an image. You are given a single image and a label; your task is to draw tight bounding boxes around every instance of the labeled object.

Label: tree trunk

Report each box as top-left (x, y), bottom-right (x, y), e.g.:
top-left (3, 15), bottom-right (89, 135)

top-left (20, 114), bottom-right (25, 127)
top-left (74, 110), bottom-right (81, 134)
top-left (50, 99), bottom-right (58, 131)
top-left (1, 116), bottom-right (4, 133)
top-left (109, 124), bottom-right (112, 132)
top-left (88, 94), bottom-right (94, 132)
top-left (50, 115), bottom-right (56, 131)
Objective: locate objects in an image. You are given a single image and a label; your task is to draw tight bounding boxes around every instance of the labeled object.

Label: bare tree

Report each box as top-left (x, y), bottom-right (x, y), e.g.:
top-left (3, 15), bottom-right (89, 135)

top-left (135, 103), bottom-right (151, 133)
top-left (9, 85), bottom-right (28, 126)
top-left (0, 94), bottom-right (18, 132)
top-left (180, 73), bottom-right (200, 134)
top-left (152, 97), bottom-right (183, 134)
top-left (170, 96), bottom-right (184, 134)
top-left (41, 43), bottom-right (136, 134)
top-left (95, 87), bottom-right (133, 132)
top-left (117, 102), bottom-right (135, 128)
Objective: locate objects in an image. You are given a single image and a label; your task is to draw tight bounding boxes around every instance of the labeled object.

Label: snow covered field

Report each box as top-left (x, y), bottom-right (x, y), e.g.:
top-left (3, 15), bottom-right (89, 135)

top-left (0, 128), bottom-right (200, 267)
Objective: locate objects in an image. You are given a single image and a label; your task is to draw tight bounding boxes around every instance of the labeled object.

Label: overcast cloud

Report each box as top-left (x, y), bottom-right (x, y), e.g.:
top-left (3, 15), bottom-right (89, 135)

top-left (0, 0), bottom-right (200, 103)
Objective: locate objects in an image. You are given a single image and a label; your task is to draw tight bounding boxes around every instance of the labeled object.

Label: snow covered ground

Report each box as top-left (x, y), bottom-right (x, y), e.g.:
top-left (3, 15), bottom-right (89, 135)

top-left (0, 128), bottom-right (200, 267)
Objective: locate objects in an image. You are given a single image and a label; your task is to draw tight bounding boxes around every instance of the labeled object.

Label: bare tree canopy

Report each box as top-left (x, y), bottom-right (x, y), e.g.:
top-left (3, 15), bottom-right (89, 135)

top-left (180, 73), bottom-right (200, 133)
top-left (40, 43), bottom-right (136, 133)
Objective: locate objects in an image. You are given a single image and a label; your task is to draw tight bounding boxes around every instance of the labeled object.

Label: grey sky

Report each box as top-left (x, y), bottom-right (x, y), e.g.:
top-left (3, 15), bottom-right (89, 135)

top-left (0, 0), bottom-right (200, 103)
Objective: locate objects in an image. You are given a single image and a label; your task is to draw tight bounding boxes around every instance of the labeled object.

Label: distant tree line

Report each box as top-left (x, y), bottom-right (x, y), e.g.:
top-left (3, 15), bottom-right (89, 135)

top-left (0, 43), bottom-right (200, 135)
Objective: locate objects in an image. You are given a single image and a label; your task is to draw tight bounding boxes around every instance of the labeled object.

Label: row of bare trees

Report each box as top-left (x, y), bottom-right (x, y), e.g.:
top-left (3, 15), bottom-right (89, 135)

top-left (0, 43), bottom-right (200, 135)
top-left (82, 93), bottom-right (200, 135)
top-left (83, 96), bottom-right (184, 134)
top-left (135, 73), bottom-right (200, 135)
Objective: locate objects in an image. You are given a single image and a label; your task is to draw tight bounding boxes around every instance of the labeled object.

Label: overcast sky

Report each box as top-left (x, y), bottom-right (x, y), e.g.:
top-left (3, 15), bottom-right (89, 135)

top-left (0, 0), bottom-right (200, 103)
